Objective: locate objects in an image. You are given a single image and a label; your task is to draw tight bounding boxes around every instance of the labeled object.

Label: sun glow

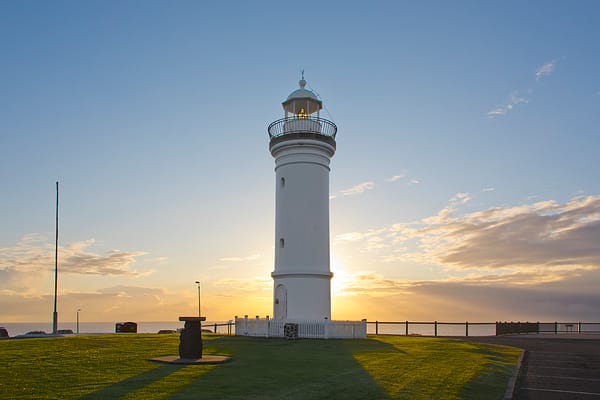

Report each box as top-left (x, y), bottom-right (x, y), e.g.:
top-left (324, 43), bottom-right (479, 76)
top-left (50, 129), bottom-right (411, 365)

top-left (330, 254), bottom-right (356, 297)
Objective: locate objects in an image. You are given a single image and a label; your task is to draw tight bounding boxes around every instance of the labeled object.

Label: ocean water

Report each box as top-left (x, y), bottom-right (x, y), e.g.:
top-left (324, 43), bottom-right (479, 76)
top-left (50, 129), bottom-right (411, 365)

top-left (0, 321), bottom-right (233, 337)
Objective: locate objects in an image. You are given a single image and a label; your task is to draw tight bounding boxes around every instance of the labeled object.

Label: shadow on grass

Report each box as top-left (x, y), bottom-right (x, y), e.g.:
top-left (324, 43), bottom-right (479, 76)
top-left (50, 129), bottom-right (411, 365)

top-left (458, 344), bottom-right (521, 399)
top-left (167, 337), bottom-right (392, 400)
top-left (363, 337), bottom-right (408, 354)
top-left (79, 364), bottom-right (186, 400)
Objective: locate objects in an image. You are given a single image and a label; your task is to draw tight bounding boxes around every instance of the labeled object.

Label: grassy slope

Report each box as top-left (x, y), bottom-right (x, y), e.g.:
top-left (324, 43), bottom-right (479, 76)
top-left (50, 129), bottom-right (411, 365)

top-left (0, 334), bottom-right (520, 399)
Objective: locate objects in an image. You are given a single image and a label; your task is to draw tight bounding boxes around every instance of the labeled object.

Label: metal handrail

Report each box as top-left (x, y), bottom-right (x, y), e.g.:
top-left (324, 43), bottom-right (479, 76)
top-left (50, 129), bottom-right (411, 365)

top-left (267, 116), bottom-right (337, 139)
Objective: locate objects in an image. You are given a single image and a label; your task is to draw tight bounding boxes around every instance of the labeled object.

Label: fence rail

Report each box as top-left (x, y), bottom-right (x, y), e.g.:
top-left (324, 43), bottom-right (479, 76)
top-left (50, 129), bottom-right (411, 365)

top-left (199, 320), bottom-right (600, 338)
top-left (366, 321), bottom-right (600, 337)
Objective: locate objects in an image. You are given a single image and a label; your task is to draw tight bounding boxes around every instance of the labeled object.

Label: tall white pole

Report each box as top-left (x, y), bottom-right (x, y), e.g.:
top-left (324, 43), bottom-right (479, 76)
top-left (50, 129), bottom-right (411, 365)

top-left (52, 181), bottom-right (59, 334)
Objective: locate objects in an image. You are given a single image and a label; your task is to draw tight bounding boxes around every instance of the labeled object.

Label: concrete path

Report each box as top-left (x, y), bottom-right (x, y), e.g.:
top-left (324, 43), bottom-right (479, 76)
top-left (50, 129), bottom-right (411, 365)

top-left (472, 335), bottom-right (600, 399)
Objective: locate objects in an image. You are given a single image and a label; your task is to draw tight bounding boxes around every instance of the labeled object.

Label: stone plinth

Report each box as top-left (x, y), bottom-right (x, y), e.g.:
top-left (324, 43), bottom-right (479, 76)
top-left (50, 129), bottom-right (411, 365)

top-left (178, 316), bottom-right (206, 359)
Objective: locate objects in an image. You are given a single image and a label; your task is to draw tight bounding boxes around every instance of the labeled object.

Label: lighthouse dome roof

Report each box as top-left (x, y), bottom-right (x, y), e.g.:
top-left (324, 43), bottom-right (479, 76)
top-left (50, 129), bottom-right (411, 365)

top-left (282, 79), bottom-right (322, 114)
top-left (285, 79), bottom-right (320, 102)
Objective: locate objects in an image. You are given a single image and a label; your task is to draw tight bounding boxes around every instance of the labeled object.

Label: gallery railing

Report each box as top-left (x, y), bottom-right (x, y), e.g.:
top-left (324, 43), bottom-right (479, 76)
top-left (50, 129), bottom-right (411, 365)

top-left (267, 116), bottom-right (337, 139)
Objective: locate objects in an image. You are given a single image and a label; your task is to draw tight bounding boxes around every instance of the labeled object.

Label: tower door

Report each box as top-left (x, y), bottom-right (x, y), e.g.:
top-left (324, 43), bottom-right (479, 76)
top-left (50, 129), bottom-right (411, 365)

top-left (274, 284), bottom-right (287, 320)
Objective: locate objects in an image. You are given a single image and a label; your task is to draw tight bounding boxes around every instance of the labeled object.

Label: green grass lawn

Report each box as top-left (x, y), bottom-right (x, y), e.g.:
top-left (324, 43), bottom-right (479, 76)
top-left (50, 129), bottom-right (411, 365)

top-left (0, 334), bottom-right (520, 399)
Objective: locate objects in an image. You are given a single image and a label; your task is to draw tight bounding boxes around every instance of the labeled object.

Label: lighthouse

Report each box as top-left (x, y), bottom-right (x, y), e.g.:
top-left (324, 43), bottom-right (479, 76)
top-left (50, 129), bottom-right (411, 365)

top-left (268, 77), bottom-right (337, 321)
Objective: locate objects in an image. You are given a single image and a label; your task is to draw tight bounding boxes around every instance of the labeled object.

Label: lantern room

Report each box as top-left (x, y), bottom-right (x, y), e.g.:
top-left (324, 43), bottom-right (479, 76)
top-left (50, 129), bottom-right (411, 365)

top-left (281, 77), bottom-right (323, 119)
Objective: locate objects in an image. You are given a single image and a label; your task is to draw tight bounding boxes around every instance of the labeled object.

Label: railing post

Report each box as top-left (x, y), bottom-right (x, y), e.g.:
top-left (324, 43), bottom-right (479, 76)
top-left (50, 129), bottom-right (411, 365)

top-left (434, 321), bottom-right (438, 337)
top-left (214, 323), bottom-right (217, 334)
top-left (466, 321), bottom-right (469, 337)
top-left (405, 320), bottom-right (409, 336)
top-left (375, 321), bottom-right (379, 335)
top-left (555, 321), bottom-right (558, 334)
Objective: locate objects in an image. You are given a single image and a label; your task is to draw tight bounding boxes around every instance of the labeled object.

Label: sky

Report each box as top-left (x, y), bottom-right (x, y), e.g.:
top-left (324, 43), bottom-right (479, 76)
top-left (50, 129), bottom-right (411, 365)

top-left (1, 1), bottom-right (600, 324)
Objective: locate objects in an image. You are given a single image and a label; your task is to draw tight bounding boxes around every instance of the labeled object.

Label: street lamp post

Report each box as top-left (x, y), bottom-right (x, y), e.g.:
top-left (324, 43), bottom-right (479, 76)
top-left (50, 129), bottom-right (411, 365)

top-left (76, 309), bottom-right (81, 334)
top-left (195, 281), bottom-right (201, 327)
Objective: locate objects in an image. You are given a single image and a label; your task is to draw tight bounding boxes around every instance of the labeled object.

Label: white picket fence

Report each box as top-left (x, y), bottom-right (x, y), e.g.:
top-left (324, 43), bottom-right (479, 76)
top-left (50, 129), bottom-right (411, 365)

top-left (234, 316), bottom-right (367, 339)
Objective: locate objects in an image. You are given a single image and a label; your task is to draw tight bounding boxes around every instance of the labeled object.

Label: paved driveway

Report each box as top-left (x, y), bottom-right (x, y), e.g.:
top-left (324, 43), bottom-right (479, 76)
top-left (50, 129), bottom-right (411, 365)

top-left (472, 335), bottom-right (600, 399)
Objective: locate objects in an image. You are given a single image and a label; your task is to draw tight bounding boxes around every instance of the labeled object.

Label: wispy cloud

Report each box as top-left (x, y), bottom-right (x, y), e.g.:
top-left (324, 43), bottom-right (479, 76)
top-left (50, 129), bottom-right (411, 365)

top-left (536, 60), bottom-right (557, 81)
top-left (0, 285), bottom-right (202, 322)
top-left (335, 229), bottom-right (388, 251)
top-left (219, 254), bottom-right (261, 262)
top-left (488, 59), bottom-right (558, 118)
top-left (422, 192), bottom-right (471, 225)
top-left (487, 92), bottom-right (529, 118)
top-left (340, 181), bottom-right (375, 196)
top-left (335, 232), bottom-right (367, 242)
top-left (482, 187), bottom-right (495, 192)
top-left (0, 236), bottom-right (148, 279)
top-left (332, 171), bottom-right (418, 199)
top-left (213, 277), bottom-right (271, 292)
top-left (386, 172), bottom-right (407, 182)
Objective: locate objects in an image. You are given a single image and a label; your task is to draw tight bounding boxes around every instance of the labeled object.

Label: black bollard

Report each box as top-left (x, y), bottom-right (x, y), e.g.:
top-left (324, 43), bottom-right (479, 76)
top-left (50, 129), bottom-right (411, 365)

top-left (178, 317), bottom-right (205, 359)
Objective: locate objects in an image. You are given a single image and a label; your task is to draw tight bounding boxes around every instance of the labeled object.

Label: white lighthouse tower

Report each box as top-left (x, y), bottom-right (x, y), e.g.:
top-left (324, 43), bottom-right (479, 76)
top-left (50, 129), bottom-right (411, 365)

top-left (268, 77), bottom-right (337, 321)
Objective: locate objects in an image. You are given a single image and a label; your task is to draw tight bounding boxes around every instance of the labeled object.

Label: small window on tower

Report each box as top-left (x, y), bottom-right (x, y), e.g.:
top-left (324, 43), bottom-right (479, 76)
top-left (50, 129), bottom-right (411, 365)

top-left (281, 177), bottom-right (285, 188)
top-left (280, 238), bottom-right (285, 248)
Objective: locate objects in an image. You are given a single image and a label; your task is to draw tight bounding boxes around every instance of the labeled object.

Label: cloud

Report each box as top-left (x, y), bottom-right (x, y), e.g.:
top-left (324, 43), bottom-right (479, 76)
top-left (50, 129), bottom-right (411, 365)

top-left (388, 171), bottom-right (420, 185)
top-left (483, 187), bottom-right (495, 192)
top-left (536, 60), bottom-right (557, 81)
top-left (335, 232), bottom-right (367, 242)
top-left (0, 284), bottom-right (196, 322)
top-left (340, 181), bottom-right (375, 196)
top-left (427, 196), bottom-right (600, 271)
top-left (0, 235), bottom-right (148, 279)
top-left (488, 59), bottom-right (558, 118)
top-left (336, 194), bottom-right (600, 287)
top-left (332, 269), bottom-right (600, 321)
top-left (386, 172), bottom-right (407, 182)
top-left (487, 92), bottom-right (529, 118)
top-left (338, 272), bottom-right (413, 296)
top-left (213, 277), bottom-right (271, 292)
top-left (335, 229), bottom-right (388, 252)
top-left (219, 254), bottom-right (261, 262)
top-left (422, 192), bottom-right (471, 225)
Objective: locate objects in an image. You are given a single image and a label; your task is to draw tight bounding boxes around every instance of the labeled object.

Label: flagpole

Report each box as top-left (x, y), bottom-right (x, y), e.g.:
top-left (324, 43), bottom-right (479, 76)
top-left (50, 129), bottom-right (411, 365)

top-left (52, 181), bottom-right (59, 335)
